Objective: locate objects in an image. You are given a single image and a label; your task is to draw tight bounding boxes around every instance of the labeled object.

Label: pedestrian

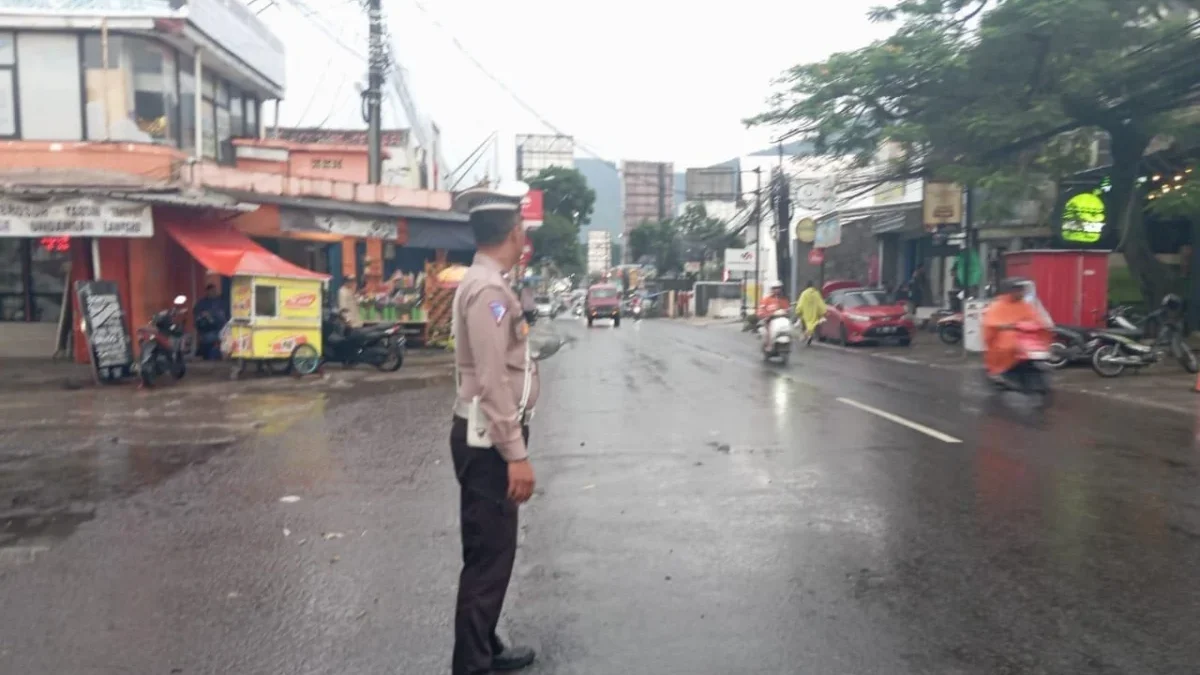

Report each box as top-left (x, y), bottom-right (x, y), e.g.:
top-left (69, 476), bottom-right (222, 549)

top-left (448, 182), bottom-right (539, 675)
top-left (338, 276), bottom-right (363, 328)
top-left (909, 262), bottom-right (928, 314)
top-left (193, 283), bottom-right (227, 360)
top-left (796, 280), bottom-right (827, 345)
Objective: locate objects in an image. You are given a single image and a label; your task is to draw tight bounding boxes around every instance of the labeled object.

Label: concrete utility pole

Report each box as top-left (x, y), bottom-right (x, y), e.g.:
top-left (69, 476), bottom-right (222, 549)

top-left (657, 163), bottom-right (667, 221)
top-left (364, 0), bottom-right (384, 184)
top-left (752, 167), bottom-right (762, 309)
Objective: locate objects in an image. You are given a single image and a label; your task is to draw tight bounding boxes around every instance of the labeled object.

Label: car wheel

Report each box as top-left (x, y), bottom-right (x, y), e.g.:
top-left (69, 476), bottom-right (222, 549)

top-left (587, 317), bottom-right (594, 328)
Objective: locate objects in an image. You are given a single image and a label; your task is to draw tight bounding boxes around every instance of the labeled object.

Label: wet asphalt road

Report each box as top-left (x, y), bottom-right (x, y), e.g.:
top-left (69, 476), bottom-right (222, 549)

top-left (1, 317), bottom-right (1199, 674)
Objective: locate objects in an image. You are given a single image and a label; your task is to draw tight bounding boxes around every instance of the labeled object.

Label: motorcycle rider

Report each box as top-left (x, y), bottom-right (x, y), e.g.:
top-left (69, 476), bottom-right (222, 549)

top-left (983, 277), bottom-right (1052, 386)
top-left (757, 281), bottom-right (790, 351)
top-left (795, 280), bottom-right (827, 345)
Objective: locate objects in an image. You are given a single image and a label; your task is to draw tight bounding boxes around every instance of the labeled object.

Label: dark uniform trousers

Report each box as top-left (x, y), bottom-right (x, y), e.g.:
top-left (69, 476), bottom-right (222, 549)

top-left (450, 416), bottom-right (530, 675)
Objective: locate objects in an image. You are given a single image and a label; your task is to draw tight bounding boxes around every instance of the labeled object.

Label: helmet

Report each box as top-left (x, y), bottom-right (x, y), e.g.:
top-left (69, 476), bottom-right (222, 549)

top-left (999, 277), bottom-right (1028, 294)
top-left (769, 281), bottom-right (784, 290)
top-left (1162, 293), bottom-right (1183, 311)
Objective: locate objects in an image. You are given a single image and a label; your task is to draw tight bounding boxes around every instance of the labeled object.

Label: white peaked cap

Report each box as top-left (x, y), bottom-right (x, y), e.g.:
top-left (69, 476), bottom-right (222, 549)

top-left (453, 180), bottom-right (531, 215)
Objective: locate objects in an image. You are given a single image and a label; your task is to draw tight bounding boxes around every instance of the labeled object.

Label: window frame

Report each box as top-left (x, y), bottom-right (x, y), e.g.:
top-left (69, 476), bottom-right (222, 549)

top-left (0, 31), bottom-right (21, 139)
top-left (0, 238), bottom-right (71, 323)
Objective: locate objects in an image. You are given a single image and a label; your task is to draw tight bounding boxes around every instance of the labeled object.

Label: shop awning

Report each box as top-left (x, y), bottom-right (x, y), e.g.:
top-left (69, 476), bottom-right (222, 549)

top-left (408, 220), bottom-right (475, 251)
top-left (165, 222), bottom-right (329, 280)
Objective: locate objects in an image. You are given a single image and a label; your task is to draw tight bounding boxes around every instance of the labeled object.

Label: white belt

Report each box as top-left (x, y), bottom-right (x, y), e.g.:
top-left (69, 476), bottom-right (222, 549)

top-left (453, 399), bottom-right (535, 424)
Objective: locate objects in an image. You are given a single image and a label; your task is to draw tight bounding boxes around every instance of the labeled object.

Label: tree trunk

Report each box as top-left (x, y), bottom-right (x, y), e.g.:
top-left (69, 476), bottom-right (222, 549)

top-left (1109, 128), bottom-right (1170, 306)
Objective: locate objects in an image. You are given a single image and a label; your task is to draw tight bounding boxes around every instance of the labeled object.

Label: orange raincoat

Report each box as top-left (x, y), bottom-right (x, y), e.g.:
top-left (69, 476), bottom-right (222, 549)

top-left (757, 294), bottom-right (789, 319)
top-left (982, 296), bottom-right (1051, 375)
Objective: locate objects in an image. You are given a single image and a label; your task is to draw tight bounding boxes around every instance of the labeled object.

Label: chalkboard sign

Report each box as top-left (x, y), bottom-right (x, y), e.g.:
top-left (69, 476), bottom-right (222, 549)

top-left (75, 280), bottom-right (135, 383)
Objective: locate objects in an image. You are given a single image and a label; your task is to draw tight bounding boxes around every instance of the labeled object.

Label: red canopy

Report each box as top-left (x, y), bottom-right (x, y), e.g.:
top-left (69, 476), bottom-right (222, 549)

top-left (165, 222), bottom-right (329, 280)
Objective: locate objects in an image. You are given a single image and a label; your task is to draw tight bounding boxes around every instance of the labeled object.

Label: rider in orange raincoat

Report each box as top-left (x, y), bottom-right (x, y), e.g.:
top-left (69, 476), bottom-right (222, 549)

top-left (983, 278), bottom-right (1052, 379)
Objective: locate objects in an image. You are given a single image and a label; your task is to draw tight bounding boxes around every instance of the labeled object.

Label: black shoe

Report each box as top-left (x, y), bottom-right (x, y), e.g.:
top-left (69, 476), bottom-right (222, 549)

top-left (492, 645), bottom-right (536, 671)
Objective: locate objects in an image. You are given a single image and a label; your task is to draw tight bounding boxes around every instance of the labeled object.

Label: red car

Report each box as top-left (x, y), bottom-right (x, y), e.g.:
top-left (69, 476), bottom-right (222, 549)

top-left (817, 284), bottom-right (914, 346)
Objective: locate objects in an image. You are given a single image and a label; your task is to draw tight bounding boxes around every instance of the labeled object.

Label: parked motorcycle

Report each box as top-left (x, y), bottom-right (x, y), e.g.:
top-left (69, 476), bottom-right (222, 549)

top-left (323, 309), bottom-right (405, 371)
top-left (761, 309), bottom-right (794, 365)
top-left (1090, 307), bottom-right (1198, 377)
top-left (989, 320), bottom-right (1053, 407)
top-left (138, 295), bottom-right (189, 387)
top-left (1047, 305), bottom-right (1141, 369)
top-left (937, 312), bottom-right (964, 345)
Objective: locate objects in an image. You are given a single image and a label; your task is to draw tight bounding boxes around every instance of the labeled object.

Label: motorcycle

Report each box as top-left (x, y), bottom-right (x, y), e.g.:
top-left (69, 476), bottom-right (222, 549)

top-left (1047, 305), bottom-right (1141, 369)
top-left (1090, 309), bottom-right (1198, 377)
top-left (323, 309), bottom-right (405, 371)
top-left (989, 320), bottom-right (1053, 407)
top-left (138, 295), bottom-right (189, 387)
top-left (761, 309), bottom-right (794, 365)
top-left (937, 312), bottom-right (963, 345)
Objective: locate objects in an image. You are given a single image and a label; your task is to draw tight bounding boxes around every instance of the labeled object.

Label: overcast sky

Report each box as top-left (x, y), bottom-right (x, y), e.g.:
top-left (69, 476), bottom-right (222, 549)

top-left (258, 0), bottom-right (893, 178)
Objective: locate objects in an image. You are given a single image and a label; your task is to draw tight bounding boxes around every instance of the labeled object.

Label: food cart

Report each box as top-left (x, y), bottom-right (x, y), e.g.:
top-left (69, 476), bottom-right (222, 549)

top-left (224, 274), bottom-right (326, 378)
top-left (162, 222), bottom-right (330, 379)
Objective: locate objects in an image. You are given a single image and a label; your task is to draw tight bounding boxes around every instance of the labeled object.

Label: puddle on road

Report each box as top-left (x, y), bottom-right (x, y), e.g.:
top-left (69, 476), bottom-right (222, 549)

top-left (0, 509), bottom-right (96, 559)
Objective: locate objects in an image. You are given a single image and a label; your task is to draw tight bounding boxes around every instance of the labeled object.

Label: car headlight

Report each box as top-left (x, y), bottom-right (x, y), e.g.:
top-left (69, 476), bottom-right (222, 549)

top-left (846, 313), bottom-right (870, 322)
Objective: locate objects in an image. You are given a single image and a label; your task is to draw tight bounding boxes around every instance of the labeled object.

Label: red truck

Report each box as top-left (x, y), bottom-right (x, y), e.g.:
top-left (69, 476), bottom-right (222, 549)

top-left (585, 283), bottom-right (622, 328)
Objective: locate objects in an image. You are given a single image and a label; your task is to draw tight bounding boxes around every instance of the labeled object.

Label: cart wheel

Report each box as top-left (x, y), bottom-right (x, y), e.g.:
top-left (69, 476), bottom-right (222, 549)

top-left (290, 343), bottom-right (321, 376)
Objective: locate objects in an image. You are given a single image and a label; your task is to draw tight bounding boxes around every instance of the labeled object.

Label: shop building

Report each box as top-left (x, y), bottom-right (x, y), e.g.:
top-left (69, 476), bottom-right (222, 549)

top-left (0, 3), bottom-right (465, 362)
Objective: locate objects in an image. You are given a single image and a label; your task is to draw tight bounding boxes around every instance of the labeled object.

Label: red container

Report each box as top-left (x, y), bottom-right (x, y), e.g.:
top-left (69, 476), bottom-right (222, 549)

top-left (1003, 250), bottom-right (1110, 328)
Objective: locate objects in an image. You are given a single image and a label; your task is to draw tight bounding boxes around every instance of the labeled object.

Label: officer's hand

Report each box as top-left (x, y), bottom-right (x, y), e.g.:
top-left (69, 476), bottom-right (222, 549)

top-left (507, 459), bottom-right (536, 503)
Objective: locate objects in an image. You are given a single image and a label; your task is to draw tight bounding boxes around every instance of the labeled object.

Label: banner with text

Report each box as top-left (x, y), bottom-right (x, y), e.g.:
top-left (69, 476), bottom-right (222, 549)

top-left (0, 196), bottom-right (152, 238)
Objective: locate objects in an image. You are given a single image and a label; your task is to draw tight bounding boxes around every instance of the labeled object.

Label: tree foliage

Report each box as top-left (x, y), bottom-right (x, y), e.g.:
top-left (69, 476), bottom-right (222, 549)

top-left (627, 204), bottom-right (742, 276)
top-left (749, 0), bottom-right (1200, 302)
top-left (528, 166), bottom-right (596, 228)
top-left (528, 213), bottom-right (582, 276)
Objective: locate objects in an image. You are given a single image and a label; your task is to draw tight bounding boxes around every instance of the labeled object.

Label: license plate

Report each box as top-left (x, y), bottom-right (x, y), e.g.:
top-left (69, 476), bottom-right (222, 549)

top-left (878, 327), bottom-right (896, 334)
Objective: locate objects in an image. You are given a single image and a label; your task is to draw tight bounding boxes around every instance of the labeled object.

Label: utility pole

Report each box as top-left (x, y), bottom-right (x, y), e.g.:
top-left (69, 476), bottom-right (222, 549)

top-left (752, 167), bottom-right (763, 310)
top-left (364, 0), bottom-right (384, 184)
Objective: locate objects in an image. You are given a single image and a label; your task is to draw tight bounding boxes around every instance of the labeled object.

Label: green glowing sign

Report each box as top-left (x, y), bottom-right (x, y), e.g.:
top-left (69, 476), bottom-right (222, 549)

top-left (1061, 192), bottom-right (1106, 243)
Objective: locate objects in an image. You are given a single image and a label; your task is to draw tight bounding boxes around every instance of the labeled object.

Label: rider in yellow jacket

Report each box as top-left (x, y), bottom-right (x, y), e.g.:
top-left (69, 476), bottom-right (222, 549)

top-left (795, 281), bottom-right (827, 345)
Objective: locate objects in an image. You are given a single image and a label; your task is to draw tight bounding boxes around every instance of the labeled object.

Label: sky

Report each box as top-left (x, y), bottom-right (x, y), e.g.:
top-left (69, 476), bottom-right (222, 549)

top-left (257, 0), bottom-right (895, 180)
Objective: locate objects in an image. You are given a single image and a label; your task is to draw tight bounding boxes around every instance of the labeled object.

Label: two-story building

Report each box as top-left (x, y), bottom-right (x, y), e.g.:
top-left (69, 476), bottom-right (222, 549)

top-left (0, 1), bottom-right (467, 362)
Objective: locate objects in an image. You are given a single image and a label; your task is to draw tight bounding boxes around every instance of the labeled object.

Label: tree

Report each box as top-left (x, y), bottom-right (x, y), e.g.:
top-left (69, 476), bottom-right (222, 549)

top-left (528, 213), bottom-right (583, 276)
top-left (674, 203), bottom-right (744, 264)
top-left (749, 0), bottom-right (1200, 303)
top-left (528, 166), bottom-right (596, 228)
top-left (628, 219), bottom-right (682, 275)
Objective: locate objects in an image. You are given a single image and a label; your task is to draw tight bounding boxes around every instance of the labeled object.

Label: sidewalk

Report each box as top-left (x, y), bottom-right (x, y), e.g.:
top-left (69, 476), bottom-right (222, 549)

top-left (818, 335), bottom-right (1200, 414)
top-left (0, 349), bottom-right (456, 395)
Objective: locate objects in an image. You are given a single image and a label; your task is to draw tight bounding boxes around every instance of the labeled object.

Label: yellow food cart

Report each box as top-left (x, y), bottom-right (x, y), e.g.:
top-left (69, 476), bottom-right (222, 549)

top-left (163, 221), bottom-right (330, 380)
top-left (224, 274), bottom-right (325, 378)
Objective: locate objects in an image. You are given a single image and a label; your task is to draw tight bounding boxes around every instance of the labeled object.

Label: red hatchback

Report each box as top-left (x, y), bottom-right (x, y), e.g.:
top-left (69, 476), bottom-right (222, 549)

top-left (817, 286), bottom-right (914, 346)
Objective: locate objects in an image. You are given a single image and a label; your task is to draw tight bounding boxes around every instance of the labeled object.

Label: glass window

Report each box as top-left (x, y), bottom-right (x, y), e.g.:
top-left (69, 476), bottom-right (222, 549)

top-left (215, 78), bottom-right (228, 107)
top-left (0, 240), bottom-right (25, 321)
top-left (201, 97), bottom-right (215, 159)
top-left (200, 69), bottom-right (215, 99)
top-left (228, 86), bottom-right (243, 138)
top-left (17, 33), bottom-right (83, 140)
top-left (245, 96), bottom-right (258, 138)
top-left (842, 291), bottom-right (890, 308)
top-left (216, 104), bottom-right (231, 164)
top-left (179, 55), bottom-right (195, 153)
top-left (0, 68), bottom-right (14, 137)
top-left (0, 31), bottom-right (14, 65)
top-left (128, 38), bottom-right (177, 146)
top-left (254, 285), bottom-right (277, 317)
top-left (29, 238), bottom-right (69, 322)
top-left (84, 34), bottom-right (176, 144)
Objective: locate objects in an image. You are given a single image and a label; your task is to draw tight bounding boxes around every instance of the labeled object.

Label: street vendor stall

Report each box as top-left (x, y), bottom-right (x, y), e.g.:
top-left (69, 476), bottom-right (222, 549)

top-left (164, 222), bottom-right (330, 378)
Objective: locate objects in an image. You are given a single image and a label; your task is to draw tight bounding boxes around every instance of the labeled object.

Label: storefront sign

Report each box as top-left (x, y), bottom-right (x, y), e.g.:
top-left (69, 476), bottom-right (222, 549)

top-left (792, 177), bottom-right (836, 213)
top-left (0, 196), bottom-right (152, 238)
top-left (923, 181), bottom-right (962, 231)
top-left (75, 280), bottom-right (134, 383)
top-left (280, 208), bottom-right (397, 239)
top-left (521, 189), bottom-right (544, 229)
top-left (724, 247), bottom-right (756, 273)
top-left (814, 218), bottom-right (842, 248)
top-left (1060, 192), bottom-right (1106, 244)
top-left (807, 248), bottom-right (825, 265)
top-left (793, 217), bottom-right (816, 244)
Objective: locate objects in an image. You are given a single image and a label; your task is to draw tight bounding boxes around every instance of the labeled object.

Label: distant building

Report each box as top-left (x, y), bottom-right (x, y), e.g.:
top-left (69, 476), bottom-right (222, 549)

top-left (574, 157), bottom-right (622, 238)
top-left (515, 134), bottom-right (574, 180)
top-left (621, 160), bottom-right (674, 232)
top-left (272, 127), bottom-right (424, 189)
top-left (586, 230), bottom-right (612, 276)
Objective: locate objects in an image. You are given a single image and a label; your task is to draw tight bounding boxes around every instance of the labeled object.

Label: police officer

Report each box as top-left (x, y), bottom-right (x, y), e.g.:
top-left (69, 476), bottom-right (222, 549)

top-left (449, 182), bottom-right (539, 675)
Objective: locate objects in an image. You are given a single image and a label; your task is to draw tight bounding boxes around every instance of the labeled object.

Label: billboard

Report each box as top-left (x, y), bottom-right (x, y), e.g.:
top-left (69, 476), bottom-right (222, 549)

top-left (686, 167), bottom-right (739, 201)
top-left (923, 181), bottom-right (963, 231)
top-left (521, 189), bottom-right (544, 229)
top-left (515, 134), bottom-right (574, 180)
top-left (724, 247), bottom-right (756, 273)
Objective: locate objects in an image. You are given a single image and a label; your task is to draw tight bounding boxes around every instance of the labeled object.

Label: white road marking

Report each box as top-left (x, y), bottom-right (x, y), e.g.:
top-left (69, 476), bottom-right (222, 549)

top-left (835, 397), bottom-right (963, 444)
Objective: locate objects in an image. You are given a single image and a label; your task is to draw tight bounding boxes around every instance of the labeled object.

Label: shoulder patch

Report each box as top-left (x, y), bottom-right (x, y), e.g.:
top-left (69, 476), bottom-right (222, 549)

top-left (489, 300), bottom-right (508, 324)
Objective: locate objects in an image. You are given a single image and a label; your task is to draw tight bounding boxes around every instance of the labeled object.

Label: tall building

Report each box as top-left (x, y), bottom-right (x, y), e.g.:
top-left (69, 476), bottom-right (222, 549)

top-left (515, 134), bottom-right (574, 180)
top-left (574, 157), bottom-right (622, 237)
top-left (621, 160), bottom-right (674, 232)
top-left (586, 230), bottom-right (612, 276)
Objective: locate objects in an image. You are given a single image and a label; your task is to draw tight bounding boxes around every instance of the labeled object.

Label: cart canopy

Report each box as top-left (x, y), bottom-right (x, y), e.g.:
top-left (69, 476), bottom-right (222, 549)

top-left (165, 222), bottom-right (329, 280)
